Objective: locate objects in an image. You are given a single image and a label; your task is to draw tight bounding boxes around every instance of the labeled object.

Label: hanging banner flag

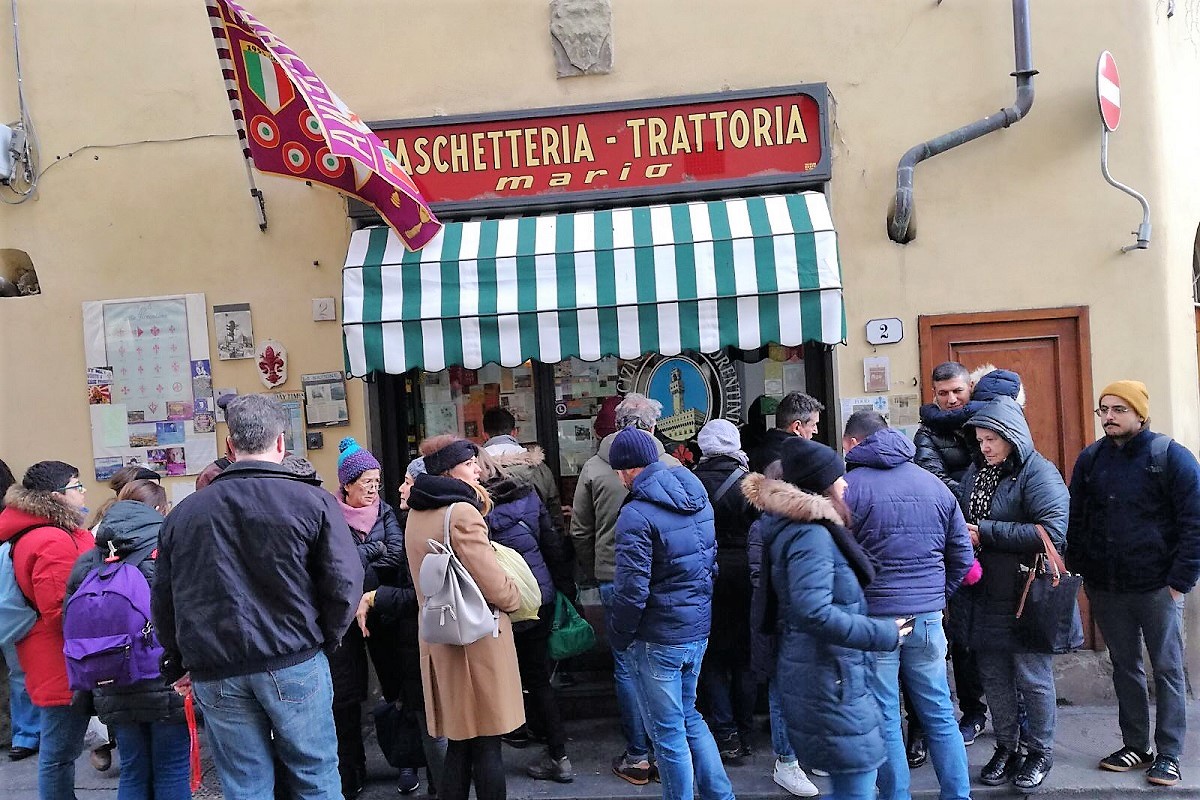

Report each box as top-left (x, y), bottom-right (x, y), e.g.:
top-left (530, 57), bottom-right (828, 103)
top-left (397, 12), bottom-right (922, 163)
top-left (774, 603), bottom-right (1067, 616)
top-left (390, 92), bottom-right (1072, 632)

top-left (206, 0), bottom-right (441, 250)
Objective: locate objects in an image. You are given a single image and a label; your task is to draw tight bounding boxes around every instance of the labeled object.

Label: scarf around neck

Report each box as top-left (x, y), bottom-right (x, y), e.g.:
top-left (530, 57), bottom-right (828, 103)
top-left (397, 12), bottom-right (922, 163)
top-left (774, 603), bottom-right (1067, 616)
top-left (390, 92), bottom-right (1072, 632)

top-left (967, 464), bottom-right (1003, 524)
top-left (337, 495), bottom-right (380, 537)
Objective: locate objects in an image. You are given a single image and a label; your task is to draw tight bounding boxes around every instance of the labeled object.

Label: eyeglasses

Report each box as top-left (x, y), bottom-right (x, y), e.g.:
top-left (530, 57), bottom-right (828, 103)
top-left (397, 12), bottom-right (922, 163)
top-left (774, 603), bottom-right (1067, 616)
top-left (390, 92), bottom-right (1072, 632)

top-left (355, 479), bottom-right (382, 489)
top-left (1095, 405), bottom-right (1132, 417)
top-left (60, 482), bottom-right (86, 493)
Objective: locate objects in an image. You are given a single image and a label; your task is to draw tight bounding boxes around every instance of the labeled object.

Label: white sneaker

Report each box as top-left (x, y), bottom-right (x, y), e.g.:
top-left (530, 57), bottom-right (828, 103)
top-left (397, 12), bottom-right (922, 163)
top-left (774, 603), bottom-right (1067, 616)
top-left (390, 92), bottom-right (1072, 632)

top-left (773, 759), bottom-right (820, 797)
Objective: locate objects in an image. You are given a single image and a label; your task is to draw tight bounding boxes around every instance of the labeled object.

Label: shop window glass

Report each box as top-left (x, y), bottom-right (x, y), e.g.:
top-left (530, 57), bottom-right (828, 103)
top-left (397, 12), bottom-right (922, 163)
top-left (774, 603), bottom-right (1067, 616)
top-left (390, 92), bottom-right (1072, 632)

top-left (419, 363), bottom-right (539, 446)
top-left (554, 357), bottom-right (621, 477)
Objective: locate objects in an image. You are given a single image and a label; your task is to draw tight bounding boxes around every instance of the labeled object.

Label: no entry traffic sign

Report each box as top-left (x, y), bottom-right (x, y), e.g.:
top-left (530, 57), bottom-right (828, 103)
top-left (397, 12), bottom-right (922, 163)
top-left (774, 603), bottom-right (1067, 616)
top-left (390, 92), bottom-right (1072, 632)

top-left (1097, 50), bottom-right (1121, 132)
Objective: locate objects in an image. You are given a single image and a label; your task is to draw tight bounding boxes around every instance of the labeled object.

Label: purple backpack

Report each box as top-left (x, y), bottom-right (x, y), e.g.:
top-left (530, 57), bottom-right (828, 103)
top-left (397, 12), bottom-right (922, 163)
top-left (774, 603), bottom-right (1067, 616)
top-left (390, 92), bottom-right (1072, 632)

top-left (63, 555), bottom-right (163, 690)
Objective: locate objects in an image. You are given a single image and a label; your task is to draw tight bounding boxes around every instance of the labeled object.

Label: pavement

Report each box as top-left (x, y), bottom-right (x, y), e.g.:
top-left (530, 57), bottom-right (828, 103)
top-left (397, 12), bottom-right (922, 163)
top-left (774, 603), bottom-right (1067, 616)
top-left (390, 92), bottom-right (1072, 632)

top-left (2, 703), bottom-right (1198, 798)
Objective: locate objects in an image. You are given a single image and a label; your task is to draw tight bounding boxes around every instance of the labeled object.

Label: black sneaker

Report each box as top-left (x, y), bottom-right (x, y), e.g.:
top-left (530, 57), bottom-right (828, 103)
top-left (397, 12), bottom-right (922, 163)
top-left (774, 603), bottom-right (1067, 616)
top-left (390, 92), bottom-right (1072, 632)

top-left (979, 745), bottom-right (1024, 786)
top-left (502, 727), bottom-right (533, 748)
top-left (1147, 755), bottom-right (1182, 786)
top-left (1099, 746), bottom-right (1154, 772)
top-left (906, 734), bottom-right (927, 769)
top-left (716, 732), bottom-right (748, 762)
top-left (1013, 752), bottom-right (1053, 792)
top-left (959, 713), bottom-right (986, 746)
top-left (397, 767), bottom-right (420, 795)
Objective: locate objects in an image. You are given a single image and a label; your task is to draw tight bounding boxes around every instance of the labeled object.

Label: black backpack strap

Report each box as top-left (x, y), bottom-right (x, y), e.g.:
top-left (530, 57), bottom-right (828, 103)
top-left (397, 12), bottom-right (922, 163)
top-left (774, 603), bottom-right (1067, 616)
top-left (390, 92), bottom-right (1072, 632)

top-left (1147, 433), bottom-right (1171, 475)
top-left (711, 468), bottom-right (748, 507)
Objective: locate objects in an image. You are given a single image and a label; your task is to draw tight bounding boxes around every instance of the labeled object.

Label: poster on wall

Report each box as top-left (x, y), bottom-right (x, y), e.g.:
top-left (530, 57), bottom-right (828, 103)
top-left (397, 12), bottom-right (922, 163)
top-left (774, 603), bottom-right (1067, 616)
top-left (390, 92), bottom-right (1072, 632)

top-left (275, 391), bottom-right (307, 458)
top-left (301, 372), bottom-right (350, 426)
top-left (212, 302), bottom-right (255, 360)
top-left (82, 293), bottom-right (215, 479)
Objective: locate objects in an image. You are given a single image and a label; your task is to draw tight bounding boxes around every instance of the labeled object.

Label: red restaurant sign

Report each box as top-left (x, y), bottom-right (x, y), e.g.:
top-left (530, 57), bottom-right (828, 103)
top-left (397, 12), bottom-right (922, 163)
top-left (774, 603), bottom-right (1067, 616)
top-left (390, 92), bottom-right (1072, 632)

top-left (370, 84), bottom-right (829, 212)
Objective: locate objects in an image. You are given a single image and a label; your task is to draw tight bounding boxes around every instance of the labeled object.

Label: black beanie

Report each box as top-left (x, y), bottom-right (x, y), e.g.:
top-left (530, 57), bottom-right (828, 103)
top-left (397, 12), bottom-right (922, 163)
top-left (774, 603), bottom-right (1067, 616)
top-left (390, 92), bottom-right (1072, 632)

top-left (23, 461), bottom-right (79, 493)
top-left (424, 439), bottom-right (477, 477)
top-left (779, 438), bottom-right (844, 494)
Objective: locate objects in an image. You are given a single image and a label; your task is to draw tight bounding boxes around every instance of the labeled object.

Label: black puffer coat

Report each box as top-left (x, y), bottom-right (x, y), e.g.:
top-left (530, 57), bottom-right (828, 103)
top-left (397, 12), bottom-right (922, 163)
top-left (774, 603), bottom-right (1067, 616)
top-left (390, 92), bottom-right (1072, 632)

top-left (693, 455), bottom-right (756, 654)
top-left (743, 474), bottom-right (900, 775)
top-left (66, 501), bottom-right (184, 726)
top-left (950, 397), bottom-right (1069, 652)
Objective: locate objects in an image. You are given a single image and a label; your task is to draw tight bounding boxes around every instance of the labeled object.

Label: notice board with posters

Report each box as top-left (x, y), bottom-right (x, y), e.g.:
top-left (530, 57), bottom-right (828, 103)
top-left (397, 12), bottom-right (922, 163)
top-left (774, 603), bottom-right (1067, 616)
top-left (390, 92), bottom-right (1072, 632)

top-left (82, 293), bottom-right (217, 480)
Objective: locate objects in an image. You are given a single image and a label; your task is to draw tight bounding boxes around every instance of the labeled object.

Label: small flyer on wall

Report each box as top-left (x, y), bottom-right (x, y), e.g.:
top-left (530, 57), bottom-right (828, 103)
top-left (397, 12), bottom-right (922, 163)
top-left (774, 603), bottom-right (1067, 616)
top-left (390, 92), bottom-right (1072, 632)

top-left (274, 391), bottom-right (307, 457)
top-left (301, 372), bottom-right (350, 427)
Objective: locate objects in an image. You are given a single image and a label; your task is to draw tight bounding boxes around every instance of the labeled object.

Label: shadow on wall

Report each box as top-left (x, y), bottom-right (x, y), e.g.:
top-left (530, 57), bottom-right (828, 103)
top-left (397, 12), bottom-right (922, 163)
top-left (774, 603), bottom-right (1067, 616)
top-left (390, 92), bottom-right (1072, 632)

top-left (0, 248), bottom-right (38, 296)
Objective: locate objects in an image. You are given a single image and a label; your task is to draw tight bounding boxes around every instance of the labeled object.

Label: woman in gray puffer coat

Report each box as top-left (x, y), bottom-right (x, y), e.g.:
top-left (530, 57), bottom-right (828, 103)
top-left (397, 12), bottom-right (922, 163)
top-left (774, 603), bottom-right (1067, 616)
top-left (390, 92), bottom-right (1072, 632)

top-left (65, 480), bottom-right (189, 800)
top-left (953, 396), bottom-right (1069, 792)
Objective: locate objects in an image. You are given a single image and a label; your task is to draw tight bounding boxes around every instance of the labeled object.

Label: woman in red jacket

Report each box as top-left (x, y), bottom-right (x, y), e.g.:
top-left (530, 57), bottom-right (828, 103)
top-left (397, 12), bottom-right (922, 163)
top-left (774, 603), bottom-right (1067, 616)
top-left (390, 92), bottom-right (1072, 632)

top-left (0, 461), bottom-right (95, 800)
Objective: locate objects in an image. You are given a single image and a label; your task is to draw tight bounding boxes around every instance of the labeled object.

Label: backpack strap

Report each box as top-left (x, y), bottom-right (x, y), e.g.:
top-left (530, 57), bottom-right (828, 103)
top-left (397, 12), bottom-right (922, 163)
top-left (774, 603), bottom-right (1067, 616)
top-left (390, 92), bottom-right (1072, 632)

top-left (442, 503), bottom-right (457, 551)
top-left (5, 524), bottom-right (68, 612)
top-left (1147, 433), bottom-right (1171, 476)
top-left (711, 468), bottom-right (748, 507)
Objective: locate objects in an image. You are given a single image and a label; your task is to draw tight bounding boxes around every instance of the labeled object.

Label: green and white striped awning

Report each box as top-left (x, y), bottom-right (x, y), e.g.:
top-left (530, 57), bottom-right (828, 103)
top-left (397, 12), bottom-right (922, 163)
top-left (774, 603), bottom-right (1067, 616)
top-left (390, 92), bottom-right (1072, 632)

top-left (342, 191), bottom-right (845, 375)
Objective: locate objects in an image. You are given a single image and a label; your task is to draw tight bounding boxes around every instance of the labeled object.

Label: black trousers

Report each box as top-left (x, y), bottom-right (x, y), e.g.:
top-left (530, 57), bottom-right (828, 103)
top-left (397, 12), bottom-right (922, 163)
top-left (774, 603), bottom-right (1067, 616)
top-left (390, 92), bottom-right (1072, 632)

top-left (514, 615), bottom-right (567, 758)
top-left (443, 736), bottom-right (505, 800)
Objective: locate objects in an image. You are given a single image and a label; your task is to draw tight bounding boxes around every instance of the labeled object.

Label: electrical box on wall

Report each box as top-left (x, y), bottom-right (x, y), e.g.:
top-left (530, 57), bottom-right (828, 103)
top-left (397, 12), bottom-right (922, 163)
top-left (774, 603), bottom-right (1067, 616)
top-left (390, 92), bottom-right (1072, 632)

top-left (0, 125), bottom-right (14, 183)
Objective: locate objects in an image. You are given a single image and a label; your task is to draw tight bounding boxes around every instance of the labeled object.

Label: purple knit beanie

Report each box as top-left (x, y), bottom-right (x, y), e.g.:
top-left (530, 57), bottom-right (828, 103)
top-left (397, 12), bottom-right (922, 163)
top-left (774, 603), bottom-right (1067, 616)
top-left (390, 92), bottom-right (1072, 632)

top-left (337, 437), bottom-right (381, 487)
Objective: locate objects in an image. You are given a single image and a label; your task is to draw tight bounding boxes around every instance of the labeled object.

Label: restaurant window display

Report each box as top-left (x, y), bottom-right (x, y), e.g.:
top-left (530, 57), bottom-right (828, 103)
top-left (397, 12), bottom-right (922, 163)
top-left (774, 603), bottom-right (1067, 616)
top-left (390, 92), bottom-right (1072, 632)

top-left (418, 363), bottom-right (539, 445)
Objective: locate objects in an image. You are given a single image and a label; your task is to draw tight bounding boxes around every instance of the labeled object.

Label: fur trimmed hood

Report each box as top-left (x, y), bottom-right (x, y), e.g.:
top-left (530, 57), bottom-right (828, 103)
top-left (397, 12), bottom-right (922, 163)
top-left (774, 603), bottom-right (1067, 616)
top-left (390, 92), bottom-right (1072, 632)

top-left (0, 485), bottom-right (85, 534)
top-left (741, 473), bottom-right (843, 527)
top-left (490, 445), bottom-right (546, 470)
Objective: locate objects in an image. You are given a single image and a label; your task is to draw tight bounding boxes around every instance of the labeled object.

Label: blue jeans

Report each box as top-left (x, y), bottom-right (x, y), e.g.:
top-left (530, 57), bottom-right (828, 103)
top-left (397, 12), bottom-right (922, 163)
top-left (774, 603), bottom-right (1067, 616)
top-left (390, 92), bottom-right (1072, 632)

top-left (600, 581), bottom-right (650, 758)
top-left (37, 704), bottom-right (88, 800)
top-left (768, 679), bottom-right (796, 761)
top-left (192, 652), bottom-right (341, 800)
top-left (2, 640), bottom-right (40, 749)
top-left (870, 612), bottom-right (970, 800)
top-left (113, 721), bottom-right (191, 800)
top-left (1088, 585), bottom-right (1187, 758)
top-left (627, 639), bottom-right (734, 800)
top-left (830, 769), bottom-right (878, 800)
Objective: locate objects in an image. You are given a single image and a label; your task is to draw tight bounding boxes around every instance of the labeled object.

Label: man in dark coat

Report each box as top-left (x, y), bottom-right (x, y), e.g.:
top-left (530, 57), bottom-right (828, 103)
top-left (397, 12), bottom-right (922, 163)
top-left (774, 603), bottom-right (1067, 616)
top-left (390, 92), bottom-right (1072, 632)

top-left (607, 427), bottom-right (732, 800)
top-left (1066, 380), bottom-right (1200, 787)
top-left (152, 394), bottom-right (363, 800)
top-left (843, 412), bottom-right (973, 800)
top-left (748, 392), bottom-right (824, 473)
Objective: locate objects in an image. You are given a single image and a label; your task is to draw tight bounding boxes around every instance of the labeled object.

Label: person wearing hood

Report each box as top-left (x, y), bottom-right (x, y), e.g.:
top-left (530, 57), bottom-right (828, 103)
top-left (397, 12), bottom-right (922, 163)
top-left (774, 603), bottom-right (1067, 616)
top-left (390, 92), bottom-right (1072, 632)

top-left (476, 449), bottom-right (575, 783)
top-left (151, 394), bottom-right (363, 800)
top-left (842, 412), bottom-right (973, 800)
top-left (66, 479), bottom-right (189, 800)
top-left (569, 392), bottom-right (678, 785)
top-left (607, 426), bottom-right (732, 800)
top-left (953, 396), bottom-right (1068, 791)
top-left (691, 420), bottom-right (758, 764)
top-left (481, 407), bottom-right (567, 535)
top-left (329, 437), bottom-right (407, 799)
top-left (404, 436), bottom-right (522, 800)
top-left (743, 437), bottom-right (909, 800)
top-left (0, 460), bottom-right (95, 800)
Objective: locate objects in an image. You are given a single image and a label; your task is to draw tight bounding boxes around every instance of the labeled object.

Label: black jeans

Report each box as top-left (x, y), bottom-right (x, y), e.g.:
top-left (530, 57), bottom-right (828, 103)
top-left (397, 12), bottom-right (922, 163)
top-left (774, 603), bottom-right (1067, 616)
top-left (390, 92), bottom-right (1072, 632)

top-left (698, 645), bottom-right (756, 740)
top-left (514, 616), bottom-right (567, 759)
top-left (443, 736), bottom-right (505, 800)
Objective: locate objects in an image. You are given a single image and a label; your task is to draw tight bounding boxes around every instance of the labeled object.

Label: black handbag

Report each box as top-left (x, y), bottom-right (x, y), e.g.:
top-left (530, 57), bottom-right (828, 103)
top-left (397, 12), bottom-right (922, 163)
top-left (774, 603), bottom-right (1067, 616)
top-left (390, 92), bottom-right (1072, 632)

top-left (372, 700), bottom-right (427, 769)
top-left (1014, 525), bottom-right (1084, 654)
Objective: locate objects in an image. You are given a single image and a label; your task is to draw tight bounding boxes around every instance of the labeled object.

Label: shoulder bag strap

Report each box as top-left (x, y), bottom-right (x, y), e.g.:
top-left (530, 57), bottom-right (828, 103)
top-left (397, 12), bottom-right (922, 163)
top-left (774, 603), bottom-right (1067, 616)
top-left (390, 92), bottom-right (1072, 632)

top-left (442, 503), bottom-right (457, 551)
top-left (1033, 524), bottom-right (1065, 583)
top-left (712, 468), bottom-right (748, 506)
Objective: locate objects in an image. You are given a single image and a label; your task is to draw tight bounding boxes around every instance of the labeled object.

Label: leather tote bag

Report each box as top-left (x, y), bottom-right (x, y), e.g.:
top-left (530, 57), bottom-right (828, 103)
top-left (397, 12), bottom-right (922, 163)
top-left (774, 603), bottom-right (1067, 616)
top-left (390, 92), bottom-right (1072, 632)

top-left (419, 503), bottom-right (499, 646)
top-left (1014, 524), bottom-right (1084, 654)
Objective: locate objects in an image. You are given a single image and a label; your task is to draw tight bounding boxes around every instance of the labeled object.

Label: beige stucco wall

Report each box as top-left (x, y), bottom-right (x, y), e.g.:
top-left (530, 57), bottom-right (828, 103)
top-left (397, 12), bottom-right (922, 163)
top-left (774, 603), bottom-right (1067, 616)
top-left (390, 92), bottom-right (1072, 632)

top-left (0, 0), bottom-right (1196, 494)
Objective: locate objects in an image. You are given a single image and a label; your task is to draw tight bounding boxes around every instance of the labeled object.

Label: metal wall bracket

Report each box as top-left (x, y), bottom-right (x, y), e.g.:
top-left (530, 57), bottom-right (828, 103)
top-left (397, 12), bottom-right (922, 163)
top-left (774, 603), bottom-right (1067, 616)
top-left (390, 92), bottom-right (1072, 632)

top-left (1100, 128), bottom-right (1150, 251)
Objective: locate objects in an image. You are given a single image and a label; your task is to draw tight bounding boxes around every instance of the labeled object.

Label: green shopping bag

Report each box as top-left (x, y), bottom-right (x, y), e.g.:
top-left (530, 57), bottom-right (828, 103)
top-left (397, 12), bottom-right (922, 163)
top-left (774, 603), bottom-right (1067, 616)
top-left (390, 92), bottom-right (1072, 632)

top-left (547, 591), bottom-right (595, 661)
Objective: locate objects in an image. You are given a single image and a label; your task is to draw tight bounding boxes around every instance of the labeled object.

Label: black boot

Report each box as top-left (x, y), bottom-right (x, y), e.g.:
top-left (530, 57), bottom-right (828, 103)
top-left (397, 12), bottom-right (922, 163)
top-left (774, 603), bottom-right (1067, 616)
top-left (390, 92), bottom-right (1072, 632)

top-left (905, 733), bottom-right (927, 769)
top-left (980, 745), bottom-right (1024, 786)
top-left (1013, 752), bottom-right (1053, 792)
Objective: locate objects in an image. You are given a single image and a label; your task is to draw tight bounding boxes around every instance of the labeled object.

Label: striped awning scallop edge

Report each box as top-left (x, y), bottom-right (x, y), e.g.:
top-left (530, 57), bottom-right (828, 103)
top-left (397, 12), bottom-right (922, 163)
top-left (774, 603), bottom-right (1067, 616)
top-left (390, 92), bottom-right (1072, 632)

top-left (342, 191), bottom-right (845, 376)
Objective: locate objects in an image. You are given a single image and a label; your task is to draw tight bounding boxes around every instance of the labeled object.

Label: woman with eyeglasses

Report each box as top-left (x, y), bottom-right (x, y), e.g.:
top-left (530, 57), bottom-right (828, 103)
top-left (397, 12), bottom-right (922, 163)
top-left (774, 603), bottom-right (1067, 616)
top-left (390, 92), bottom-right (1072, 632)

top-left (328, 437), bottom-right (407, 799)
top-left (0, 461), bottom-right (95, 800)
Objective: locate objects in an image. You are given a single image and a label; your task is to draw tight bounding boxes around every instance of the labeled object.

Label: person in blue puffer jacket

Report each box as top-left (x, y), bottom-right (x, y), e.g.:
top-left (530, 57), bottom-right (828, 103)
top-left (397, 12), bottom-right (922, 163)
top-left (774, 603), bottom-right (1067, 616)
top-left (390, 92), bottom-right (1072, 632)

top-left (478, 451), bottom-right (575, 784)
top-left (744, 436), bottom-right (908, 800)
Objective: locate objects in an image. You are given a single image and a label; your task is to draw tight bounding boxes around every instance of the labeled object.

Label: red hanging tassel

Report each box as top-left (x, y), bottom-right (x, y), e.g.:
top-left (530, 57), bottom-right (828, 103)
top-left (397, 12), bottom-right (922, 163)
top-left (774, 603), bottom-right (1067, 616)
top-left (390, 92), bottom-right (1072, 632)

top-left (184, 693), bottom-right (202, 792)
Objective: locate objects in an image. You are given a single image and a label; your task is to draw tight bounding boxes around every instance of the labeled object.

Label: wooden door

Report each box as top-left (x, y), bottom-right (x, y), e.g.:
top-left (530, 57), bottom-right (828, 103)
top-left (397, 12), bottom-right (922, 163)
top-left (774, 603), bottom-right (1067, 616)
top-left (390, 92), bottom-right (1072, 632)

top-left (919, 307), bottom-right (1098, 647)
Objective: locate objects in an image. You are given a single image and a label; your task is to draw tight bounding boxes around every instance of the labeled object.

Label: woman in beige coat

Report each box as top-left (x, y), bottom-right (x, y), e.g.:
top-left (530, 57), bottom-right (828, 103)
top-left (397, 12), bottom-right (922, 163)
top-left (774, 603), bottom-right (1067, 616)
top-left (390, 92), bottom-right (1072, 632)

top-left (404, 436), bottom-right (523, 800)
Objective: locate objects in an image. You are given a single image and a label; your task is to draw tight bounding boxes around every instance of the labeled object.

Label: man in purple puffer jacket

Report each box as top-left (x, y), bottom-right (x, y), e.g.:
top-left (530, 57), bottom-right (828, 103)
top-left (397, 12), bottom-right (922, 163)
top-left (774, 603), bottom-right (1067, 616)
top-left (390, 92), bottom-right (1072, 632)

top-left (842, 411), bottom-right (974, 800)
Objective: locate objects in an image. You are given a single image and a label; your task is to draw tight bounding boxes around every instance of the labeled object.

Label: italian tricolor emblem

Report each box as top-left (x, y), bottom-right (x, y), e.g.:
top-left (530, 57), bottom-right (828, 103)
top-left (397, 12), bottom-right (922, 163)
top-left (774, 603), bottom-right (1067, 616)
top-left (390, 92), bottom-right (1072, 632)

top-left (241, 42), bottom-right (294, 113)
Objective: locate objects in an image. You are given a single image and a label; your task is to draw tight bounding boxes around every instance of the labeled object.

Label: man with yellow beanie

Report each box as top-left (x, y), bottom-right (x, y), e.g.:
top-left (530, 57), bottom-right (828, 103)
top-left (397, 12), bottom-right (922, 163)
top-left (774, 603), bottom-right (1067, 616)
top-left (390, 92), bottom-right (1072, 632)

top-left (1065, 380), bottom-right (1200, 787)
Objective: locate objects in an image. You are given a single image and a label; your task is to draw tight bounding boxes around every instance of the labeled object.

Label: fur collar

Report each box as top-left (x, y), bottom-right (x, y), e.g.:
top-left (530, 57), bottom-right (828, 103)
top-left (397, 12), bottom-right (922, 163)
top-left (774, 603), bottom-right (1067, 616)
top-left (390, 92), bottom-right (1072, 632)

top-left (741, 473), bottom-right (843, 526)
top-left (3, 486), bottom-right (84, 531)
top-left (490, 446), bottom-right (545, 469)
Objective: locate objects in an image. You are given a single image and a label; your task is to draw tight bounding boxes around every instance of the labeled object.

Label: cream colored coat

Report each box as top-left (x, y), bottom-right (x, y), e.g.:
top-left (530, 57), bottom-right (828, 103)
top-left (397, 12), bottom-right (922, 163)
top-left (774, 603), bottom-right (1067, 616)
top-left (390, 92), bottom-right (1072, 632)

top-left (404, 500), bottom-right (525, 740)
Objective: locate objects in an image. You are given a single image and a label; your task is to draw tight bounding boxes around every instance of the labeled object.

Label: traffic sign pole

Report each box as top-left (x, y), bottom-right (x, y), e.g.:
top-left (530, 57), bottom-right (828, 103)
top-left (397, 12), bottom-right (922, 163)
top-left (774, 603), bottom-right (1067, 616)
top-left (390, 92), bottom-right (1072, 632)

top-left (1096, 50), bottom-right (1150, 251)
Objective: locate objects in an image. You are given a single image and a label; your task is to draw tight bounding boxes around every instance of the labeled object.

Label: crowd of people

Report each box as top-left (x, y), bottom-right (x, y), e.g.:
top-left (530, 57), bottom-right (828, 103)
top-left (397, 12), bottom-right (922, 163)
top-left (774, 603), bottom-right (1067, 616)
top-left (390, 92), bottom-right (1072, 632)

top-left (0, 365), bottom-right (1197, 800)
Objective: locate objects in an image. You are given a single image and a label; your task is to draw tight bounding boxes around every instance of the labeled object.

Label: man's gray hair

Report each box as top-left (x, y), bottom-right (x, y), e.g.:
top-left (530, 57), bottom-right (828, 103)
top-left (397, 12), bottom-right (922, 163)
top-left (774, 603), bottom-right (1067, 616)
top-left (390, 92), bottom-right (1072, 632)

top-left (615, 393), bottom-right (663, 431)
top-left (226, 394), bottom-right (289, 455)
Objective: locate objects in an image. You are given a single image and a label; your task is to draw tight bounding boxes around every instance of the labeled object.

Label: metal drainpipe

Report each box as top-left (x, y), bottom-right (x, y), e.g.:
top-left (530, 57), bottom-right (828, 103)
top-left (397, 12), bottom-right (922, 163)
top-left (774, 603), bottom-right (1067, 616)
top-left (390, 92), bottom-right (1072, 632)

top-left (887, 0), bottom-right (1037, 243)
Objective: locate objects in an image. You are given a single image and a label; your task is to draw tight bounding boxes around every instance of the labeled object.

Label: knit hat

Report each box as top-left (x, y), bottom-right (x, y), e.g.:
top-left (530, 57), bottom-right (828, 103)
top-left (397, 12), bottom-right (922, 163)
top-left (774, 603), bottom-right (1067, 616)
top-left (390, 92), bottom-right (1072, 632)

top-left (337, 437), bottom-right (382, 487)
top-left (405, 457), bottom-right (427, 478)
top-left (697, 419), bottom-right (742, 457)
top-left (424, 439), bottom-right (477, 476)
top-left (609, 426), bottom-right (659, 470)
top-left (594, 395), bottom-right (623, 439)
top-left (23, 461), bottom-right (79, 493)
top-left (1099, 380), bottom-right (1150, 421)
top-left (779, 437), bottom-right (845, 494)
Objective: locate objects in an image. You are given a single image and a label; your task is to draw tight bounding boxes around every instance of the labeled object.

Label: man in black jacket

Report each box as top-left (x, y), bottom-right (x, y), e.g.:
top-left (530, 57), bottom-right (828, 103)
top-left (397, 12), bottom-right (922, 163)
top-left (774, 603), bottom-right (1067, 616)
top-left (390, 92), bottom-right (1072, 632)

top-left (1067, 380), bottom-right (1200, 787)
top-left (747, 392), bottom-right (823, 473)
top-left (152, 394), bottom-right (363, 800)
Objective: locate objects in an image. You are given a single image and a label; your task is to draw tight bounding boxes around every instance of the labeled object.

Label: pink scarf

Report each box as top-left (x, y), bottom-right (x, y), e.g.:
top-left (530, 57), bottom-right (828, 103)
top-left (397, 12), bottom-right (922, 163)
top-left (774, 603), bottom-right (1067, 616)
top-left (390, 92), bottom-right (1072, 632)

top-left (336, 495), bottom-right (380, 539)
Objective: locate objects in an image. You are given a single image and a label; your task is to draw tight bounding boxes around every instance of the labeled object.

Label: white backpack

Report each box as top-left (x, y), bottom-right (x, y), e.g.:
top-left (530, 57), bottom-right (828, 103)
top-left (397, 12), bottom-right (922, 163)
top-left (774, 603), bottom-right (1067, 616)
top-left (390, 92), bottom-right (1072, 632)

top-left (419, 503), bottom-right (498, 646)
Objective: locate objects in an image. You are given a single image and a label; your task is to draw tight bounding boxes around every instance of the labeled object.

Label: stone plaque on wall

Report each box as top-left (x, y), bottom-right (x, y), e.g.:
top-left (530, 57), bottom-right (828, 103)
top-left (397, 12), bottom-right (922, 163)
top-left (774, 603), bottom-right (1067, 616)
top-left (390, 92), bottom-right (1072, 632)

top-left (550, 0), bottom-right (613, 77)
